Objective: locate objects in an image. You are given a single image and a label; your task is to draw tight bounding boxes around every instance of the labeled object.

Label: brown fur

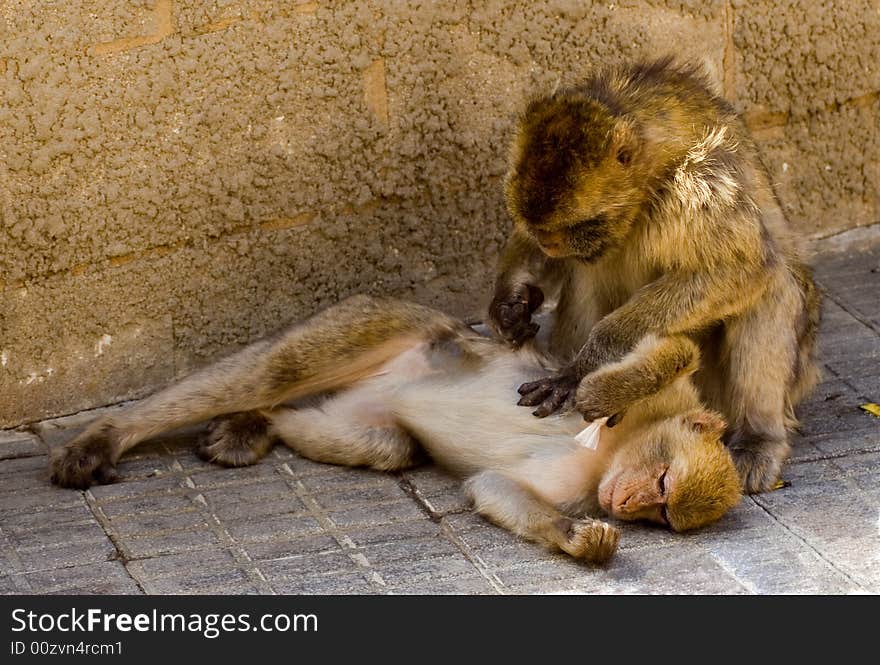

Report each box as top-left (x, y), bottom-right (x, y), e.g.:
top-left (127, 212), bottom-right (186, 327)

top-left (50, 295), bottom-right (741, 563)
top-left (491, 57), bottom-right (820, 492)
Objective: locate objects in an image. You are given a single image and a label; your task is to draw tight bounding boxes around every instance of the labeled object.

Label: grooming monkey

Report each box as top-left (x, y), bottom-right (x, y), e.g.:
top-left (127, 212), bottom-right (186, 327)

top-left (50, 295), bottom-right (741, 563)
top-left (490, 57), bottom-right (820, 493)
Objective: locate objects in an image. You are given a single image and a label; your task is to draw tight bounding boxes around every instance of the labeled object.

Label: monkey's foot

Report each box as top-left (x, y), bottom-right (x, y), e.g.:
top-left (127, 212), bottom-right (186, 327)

top-left (558, 518), bottom-right (620, 564)
top-left (196, 412), bottom-right (273, 467)
top-left (49, 425), bottom-right (119, 489)
top-left (730, 442), bottom-right (788, 494)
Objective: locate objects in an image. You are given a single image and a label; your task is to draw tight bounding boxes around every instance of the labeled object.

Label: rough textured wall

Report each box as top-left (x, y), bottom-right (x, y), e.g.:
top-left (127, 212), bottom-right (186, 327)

top-left (1, 0), bottom-right (878, 427)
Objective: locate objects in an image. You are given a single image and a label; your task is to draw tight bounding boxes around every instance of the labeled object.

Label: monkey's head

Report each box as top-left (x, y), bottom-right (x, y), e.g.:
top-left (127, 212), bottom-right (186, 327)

top-left (598, 409), bottom-right (741, 532)
top-left (505, 93), bottom-right (647, 262)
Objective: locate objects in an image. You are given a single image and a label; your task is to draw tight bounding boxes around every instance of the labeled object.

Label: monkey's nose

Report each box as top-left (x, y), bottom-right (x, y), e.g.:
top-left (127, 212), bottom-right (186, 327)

top-left (621, 490), bottom-right (660, 514)
top-left (533, 230), bottom-right (566, 255)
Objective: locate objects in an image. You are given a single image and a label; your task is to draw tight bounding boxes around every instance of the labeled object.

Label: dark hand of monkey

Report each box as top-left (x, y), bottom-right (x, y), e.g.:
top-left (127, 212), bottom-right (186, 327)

top-left (517, 371), bottom-right (579, 417)
top-left (488, 283), bottom-right (544, 346)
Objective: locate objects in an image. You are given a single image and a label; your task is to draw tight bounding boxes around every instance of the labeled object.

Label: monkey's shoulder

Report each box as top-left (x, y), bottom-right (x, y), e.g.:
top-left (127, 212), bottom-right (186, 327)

top-left (666, 125), bottom-right (747, 214)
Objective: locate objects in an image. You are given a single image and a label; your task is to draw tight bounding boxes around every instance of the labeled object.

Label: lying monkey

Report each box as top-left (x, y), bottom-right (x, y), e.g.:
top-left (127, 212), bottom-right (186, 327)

top-left (50, 295), bottom-right (741, 563)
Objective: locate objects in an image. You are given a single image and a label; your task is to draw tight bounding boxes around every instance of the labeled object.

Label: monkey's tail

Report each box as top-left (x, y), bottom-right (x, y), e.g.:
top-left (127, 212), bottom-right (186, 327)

top-left (786, 264), bottom-right (822, 421)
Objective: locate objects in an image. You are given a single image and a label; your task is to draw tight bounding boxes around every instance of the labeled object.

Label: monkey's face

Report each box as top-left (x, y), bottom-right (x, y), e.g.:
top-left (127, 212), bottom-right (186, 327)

top-left (505, 95), bottom-right (645, 262)
top-left (598, 409), bottom-right (741, 531)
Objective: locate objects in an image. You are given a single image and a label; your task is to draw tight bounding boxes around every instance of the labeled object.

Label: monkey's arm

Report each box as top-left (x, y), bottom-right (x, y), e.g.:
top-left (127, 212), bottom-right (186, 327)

top-left (488, 226), bottom-right (565, 346)
top-left (574, 269), bottom-right (765, 376)
top-left (520, 268), bottom-right (766, 416)
top-left (574, 334), bottom-right (700, 423)
top-left (464, 470), bottom-right (619, 563)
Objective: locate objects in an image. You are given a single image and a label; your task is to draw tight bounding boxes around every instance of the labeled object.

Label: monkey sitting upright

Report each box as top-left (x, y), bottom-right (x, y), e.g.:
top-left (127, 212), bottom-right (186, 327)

top-left (490, 57), bottom-right (821, 493)
top-left (50, 295), bottom-right (741, 563)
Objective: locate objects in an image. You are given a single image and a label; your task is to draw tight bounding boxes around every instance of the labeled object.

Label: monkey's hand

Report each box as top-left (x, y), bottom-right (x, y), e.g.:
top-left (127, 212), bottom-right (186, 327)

top-left (517, 370), bottom-right (579, 417)
top-left (488, 283), bottom-right (544, 347)
top-left (574, 371), bottom-right (631, 425)
top-left (574, 334), bottom-right (701, 426)
top-left (49, 424), bottom-right (120, 490)
top-left (557, 517), bottom-right (620, 564)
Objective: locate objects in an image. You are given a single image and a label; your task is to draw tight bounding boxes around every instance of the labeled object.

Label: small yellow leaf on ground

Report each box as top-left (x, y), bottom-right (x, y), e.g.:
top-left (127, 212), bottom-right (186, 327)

top-left (859, 403), bottom-right (880, 417)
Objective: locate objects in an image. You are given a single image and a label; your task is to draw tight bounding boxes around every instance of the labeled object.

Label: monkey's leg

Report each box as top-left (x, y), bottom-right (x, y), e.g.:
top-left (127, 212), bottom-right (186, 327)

top-left (51, 295), bottom-right (462, 488)
top-left (266, 407), bottom-right (424, 471)
top-left (574, 334), bottom-right (700, 423)
top-left (463, 471), bottom-right (620, 563)
top-left (722, 292), bottom-right (800, 493)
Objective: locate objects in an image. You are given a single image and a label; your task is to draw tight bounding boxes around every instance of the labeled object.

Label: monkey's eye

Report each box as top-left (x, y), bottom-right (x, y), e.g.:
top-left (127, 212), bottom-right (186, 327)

top-left (658, 470), bottom-right (671, 528)
top-left (616, 148), bottom-right (632, 166)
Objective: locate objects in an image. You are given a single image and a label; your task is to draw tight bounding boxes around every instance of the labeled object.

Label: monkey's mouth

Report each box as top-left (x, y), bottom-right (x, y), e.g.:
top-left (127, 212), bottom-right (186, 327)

top-left (532, 229), bottom-right (568, 256)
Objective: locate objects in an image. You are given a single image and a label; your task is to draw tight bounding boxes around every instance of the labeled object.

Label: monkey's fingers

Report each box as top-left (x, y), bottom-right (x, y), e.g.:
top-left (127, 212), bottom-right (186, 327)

top-left (521, 321), bottom-right (540, 342)
top-left (518, 374), bottom-right (578, 416)
top-left (497, 301), bottom-right (526, 326)
top-left (497, 297), bottom-right (530, 323)
top-left (518, 377), bottom-right (551, 395)
top-left (589, 523), bottom-right (621, 565)
top-left (517, 386), bottom-right (554, 407)
top-left (560, 519), bottom-right (620, 563)
top-left (524, 284), bottom-right (545, 313)
top-left (531, 387), bottom-right (573, 418)
top-left (497, 315), bottom-right (539, 346)
top-left (501, 322), bottom-right (539, 347)
top-left (517, 378), bottom-right (555, 404)
top-left (490, 284), bottom-right (543, 346)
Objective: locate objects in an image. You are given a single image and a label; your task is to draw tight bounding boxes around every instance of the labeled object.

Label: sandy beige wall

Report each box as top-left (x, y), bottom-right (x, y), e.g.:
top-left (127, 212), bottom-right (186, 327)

top-left (1, 1), bottom-right (878, 427)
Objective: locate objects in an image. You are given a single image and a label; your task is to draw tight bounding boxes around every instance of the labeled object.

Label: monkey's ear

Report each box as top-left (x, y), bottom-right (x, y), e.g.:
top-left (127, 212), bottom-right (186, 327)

top-left (683, 409), bottom-right (727, 437)
top-left (610, 119), bottom-right (637, 167)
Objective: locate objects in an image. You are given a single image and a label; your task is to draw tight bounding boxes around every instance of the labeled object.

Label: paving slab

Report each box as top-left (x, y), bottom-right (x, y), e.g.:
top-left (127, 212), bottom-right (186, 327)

top-left (1, 239), bottom-right (879, 594)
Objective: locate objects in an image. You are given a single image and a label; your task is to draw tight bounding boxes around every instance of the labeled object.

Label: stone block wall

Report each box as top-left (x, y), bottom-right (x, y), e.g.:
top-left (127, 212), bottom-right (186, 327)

top-left (1, 1), bottom-right (877, 427)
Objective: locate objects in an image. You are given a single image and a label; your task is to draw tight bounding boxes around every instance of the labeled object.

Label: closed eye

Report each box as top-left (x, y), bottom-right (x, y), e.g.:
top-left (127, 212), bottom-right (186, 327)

top-left (658, 469), bottom-right (668, 495)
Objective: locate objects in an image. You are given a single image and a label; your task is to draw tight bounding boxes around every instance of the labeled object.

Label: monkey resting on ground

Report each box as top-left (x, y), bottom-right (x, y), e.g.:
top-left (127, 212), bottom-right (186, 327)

top-left (490, 57), bottom-right (821, 493)
top-left (50, 295), bottom-right (741, 564)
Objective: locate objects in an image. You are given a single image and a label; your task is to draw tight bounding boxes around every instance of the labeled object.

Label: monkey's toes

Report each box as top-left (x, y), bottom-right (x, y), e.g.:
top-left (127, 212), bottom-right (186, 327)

top-left (562, 519), bottom-right (620, 564)
top-left (49, 441), bottom-right (119, 490)
top-left (730, 445), bottom-right (785, 494)
top-left (196, 412), bottom-right (273, 468)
